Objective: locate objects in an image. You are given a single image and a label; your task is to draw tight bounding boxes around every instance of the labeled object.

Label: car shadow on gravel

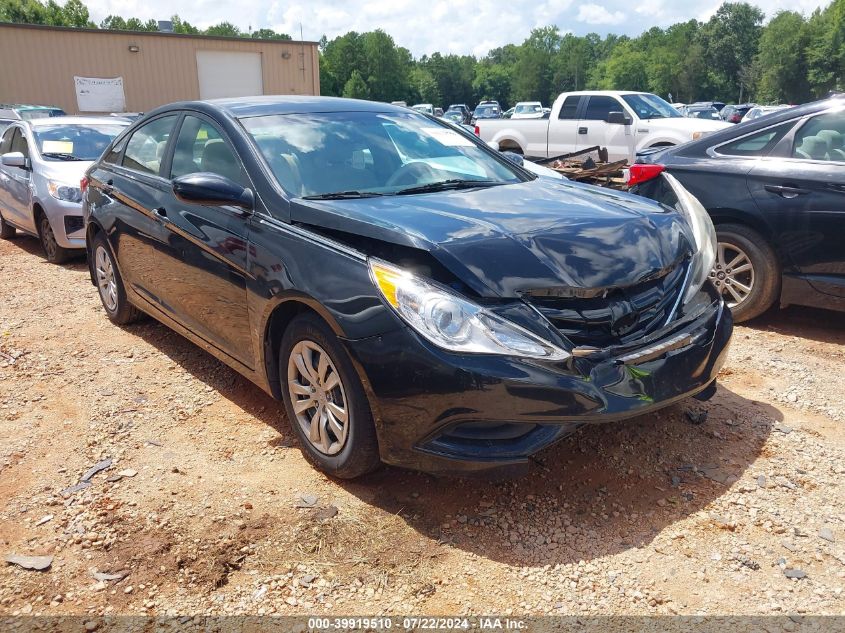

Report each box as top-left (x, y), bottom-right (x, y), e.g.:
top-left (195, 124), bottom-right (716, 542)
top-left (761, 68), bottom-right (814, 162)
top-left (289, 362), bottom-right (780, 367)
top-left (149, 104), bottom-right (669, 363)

top-left (1, 234), bottom-right (88, 271)
top-left (124, 316), bottom-right (780, 569)
top-left (742, 305), bottom-right (845, 346)
top-left (339, 384), bottom-right (781, 567)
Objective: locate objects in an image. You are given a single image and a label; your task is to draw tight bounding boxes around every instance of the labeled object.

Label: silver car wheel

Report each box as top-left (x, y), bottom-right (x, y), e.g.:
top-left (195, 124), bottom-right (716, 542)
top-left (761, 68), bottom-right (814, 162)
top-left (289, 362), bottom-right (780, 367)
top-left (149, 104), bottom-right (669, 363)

top-left (287, 340), bottom-right (349, 456)
top-left (711, 241), bottom-right (755, 308)
top-left (95, 245), bottom-right (118, 312)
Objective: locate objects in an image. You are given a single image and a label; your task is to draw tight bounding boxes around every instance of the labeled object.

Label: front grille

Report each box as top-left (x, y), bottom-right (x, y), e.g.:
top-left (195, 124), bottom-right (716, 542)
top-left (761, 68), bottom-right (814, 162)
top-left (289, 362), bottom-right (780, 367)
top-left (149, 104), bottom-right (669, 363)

top-left (525, 263), bottom-right (688, 348)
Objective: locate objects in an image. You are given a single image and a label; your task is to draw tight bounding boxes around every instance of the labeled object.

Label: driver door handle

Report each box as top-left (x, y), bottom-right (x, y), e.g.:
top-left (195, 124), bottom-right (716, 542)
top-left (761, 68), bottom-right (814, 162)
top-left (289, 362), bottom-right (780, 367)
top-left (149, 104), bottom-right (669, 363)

top-left (153, 206), bottom-right (168, 219)
top-left (765, 184), bottom-right (811, 199)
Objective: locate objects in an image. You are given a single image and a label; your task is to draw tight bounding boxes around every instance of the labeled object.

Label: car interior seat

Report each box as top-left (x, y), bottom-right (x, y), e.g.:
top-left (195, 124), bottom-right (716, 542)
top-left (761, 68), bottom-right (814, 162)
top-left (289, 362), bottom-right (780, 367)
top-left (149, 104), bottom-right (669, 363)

top-left (796, 136), bottom-right (830, 161)
top-left (257, 138), bottom-right (304, 197)
top-left (816, 130), bottom-right (845, 161)
top-left (201, 139), bottom-right (242, 183)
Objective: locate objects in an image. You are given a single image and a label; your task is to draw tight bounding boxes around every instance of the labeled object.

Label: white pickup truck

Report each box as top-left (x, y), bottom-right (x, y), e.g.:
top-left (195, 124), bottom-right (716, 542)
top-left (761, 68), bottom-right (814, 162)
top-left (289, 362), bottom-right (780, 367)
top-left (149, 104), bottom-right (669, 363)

top-left (476, 90), bottom-right (730, 163)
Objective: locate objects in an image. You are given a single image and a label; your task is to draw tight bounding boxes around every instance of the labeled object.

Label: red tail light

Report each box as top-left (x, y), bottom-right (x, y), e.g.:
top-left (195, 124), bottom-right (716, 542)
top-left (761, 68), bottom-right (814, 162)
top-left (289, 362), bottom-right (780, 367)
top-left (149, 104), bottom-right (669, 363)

top-left (474, 125), bottom-right (480, 136)
top-left (730, 114), bottom-right (741, 123)
top-left (626, 164), bottom-right (665, 187)
top-left (80, 176), bottom-right (89, 193)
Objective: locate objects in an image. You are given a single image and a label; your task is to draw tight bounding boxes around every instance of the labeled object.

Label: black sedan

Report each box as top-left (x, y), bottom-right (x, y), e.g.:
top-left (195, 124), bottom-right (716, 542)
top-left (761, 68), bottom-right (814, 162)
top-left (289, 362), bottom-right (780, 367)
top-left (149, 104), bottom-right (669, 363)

top-left (630, 95), bottom-right (845, 322)
top-left (83, 97), bottom-right (731, 478)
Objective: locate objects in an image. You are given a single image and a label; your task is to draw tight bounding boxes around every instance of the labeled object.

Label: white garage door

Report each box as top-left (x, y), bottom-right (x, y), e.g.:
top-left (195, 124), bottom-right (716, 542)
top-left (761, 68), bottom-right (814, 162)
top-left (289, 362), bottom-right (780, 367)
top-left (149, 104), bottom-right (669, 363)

top-left (196, 50), bottom-right (263, 100)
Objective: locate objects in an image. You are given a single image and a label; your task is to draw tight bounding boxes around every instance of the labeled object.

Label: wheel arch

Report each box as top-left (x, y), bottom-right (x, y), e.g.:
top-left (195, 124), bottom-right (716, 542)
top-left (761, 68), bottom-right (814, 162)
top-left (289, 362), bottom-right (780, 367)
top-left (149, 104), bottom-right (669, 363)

top-left (261, 295), bottom-right (347, 401)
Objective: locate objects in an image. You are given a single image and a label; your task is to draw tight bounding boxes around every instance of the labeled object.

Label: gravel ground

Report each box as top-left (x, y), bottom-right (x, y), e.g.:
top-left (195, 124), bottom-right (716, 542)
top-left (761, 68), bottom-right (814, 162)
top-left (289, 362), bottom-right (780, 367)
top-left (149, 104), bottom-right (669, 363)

top-left (1, 234), bottom-right (844, 618)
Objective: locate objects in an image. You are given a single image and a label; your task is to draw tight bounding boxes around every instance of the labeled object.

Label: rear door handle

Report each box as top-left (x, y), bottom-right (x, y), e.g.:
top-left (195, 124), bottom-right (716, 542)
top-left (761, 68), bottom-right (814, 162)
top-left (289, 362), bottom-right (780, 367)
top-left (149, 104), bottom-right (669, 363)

top-left (153, 206), bottom-right (168, 219)
top-left (578, 127), bottom-right (588, 135)
top-left (764, 184), bottom-right (811, 199)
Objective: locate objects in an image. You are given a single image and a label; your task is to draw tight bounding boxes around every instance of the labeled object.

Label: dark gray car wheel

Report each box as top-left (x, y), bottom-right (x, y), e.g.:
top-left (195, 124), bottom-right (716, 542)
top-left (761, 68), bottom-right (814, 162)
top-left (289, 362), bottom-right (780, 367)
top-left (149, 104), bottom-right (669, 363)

top-left (0, 212), bottom-right (16, 239)
top-left (713, 224), bottom-right (780, 322)
top-left (279, 313), bottom-right (380, 479)
top-left (38, 214), bottom-right (72, 264)
top-left (90, 232), bottom-right (143, 325)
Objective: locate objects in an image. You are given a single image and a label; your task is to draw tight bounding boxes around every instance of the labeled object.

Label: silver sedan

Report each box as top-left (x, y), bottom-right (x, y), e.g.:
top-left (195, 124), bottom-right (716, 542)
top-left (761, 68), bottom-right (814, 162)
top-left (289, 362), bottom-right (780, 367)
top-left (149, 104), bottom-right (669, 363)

top-left (0, 116), bottom-right (128, 262)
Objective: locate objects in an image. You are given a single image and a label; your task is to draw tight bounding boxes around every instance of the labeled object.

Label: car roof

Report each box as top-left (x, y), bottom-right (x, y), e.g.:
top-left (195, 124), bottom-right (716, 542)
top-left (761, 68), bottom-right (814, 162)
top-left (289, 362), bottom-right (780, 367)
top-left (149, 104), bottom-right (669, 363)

top-left (152, 96), bottom-right (412, 119)
top-left (26, 115), bottom-right (130, 127)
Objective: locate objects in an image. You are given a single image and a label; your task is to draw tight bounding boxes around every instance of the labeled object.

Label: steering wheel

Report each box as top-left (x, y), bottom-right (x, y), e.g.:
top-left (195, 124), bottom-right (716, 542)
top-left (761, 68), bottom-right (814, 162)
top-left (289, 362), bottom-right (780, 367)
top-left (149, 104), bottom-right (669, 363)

top-left (386, 161), bottom-right (439, 188)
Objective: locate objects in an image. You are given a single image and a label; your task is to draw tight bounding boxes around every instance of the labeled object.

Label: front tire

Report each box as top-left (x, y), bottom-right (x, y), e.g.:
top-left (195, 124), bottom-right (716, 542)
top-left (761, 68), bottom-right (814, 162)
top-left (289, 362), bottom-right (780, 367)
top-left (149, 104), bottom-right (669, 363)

top-left (279, 314), bottom-right (380, 479)
top-left (0, 213), bottom-right (16, 239)
top-left (38, 214), bottom-right (72, 264)
top-left (90, 233), bottom-right (143, 325)
top-left (712, 224), bottom-right (780, 322)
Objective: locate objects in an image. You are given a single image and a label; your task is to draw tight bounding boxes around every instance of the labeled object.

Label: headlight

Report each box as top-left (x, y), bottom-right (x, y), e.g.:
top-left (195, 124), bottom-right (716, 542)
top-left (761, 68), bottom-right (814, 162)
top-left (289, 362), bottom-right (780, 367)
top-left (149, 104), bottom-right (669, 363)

top-left (663, 173), bottom-right (717, 304)
top-left (47, 181), bottom-right (82, 203)
top-left (369, 259), bottom-right (569, 361)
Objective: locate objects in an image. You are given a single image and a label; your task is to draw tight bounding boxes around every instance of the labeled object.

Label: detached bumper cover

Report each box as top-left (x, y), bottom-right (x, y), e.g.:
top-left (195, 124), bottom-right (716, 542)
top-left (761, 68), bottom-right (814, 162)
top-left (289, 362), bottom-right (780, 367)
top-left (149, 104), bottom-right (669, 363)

top-left (344, 289), bottom-right (732, 476)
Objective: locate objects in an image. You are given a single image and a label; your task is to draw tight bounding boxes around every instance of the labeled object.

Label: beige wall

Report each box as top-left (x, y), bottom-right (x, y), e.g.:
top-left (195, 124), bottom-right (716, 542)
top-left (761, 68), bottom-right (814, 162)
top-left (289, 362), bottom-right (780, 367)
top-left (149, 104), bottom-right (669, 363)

top-left (0, 24), bottom-right (320, 113)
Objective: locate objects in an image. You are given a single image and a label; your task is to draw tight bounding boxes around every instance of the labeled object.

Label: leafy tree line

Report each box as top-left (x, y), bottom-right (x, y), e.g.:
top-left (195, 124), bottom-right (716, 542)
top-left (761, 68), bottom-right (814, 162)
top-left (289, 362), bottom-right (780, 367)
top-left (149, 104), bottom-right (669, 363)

top-left (0, 0), bottom-right (291, 39)
top-left (321, 1), bottom-right (844, 107)
top-left (2, 0), bottom-right (844, 107)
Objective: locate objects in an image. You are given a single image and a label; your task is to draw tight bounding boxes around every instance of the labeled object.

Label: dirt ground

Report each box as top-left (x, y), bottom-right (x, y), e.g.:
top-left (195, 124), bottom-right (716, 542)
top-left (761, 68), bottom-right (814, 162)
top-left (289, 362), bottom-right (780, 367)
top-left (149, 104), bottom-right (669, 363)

top-left (1, 234), bottom-right (844, 618)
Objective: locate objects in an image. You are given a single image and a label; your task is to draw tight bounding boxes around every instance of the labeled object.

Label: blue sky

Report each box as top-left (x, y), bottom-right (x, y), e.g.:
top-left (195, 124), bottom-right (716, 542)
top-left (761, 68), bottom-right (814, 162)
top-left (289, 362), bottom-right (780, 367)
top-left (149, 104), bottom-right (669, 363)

top-left (84, 0), bottom-right (831, 56)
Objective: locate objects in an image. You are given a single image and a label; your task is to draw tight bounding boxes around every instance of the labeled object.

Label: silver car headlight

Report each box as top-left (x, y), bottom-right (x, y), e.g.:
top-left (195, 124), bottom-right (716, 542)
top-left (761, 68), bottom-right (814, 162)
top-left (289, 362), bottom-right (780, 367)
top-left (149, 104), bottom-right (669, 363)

top-left (663, 173), bottom-right (717, 304)
top-left (369, 259), bottom-right (569, 361)
top-left (47, 180), bottom-right (82, 203)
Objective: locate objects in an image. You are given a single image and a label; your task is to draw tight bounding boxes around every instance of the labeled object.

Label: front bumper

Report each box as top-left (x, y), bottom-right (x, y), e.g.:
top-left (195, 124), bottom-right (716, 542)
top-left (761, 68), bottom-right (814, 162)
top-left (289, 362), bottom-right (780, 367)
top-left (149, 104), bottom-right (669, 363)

top-left (41, 198), bottom-right (85, 249)
top-left (344, 289), bottom-right (732, 477)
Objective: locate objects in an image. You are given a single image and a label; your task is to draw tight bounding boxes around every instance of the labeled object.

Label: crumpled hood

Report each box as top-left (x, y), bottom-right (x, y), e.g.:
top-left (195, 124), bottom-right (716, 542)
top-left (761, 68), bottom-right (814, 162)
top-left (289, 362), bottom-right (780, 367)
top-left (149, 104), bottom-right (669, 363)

top-left (290, 179), bottom-right (692, 298)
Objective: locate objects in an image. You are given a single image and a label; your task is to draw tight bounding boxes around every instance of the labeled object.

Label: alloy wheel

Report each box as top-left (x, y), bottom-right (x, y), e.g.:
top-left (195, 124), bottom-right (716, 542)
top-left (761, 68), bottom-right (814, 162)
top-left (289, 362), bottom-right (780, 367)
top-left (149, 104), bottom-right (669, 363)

top-left (95, 245), bottom-right (118, 312)
top-left (711, 241), bottom-right (755, 308)
top-left (40, 217), bottom-right (58, 260)
top-left (287, 340), bottom-right (349, 455)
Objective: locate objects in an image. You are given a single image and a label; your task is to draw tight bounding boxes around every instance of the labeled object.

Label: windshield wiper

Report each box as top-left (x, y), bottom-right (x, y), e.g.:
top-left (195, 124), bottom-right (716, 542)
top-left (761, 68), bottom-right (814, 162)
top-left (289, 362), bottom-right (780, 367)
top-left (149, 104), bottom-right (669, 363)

top-left (395, 179), bottom-right (503, 195)
top-left (41, 152), bottom-right (84, 161)
top-left (302, 191), bottom-right (386, 200)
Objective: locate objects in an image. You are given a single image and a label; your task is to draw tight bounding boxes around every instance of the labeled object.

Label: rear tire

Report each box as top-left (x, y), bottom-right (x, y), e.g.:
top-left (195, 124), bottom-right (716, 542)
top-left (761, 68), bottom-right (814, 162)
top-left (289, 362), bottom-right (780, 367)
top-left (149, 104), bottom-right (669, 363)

top-left (90, 232), bottom-right (143, 325)
top-left (713, 224), bottom-right (780, 322)
top-left (38, 214), bottom-right (72, 264)
top-left (0, 213), bottom-right (16, 239)
top-left (279, 313), bottom-right (381, 479)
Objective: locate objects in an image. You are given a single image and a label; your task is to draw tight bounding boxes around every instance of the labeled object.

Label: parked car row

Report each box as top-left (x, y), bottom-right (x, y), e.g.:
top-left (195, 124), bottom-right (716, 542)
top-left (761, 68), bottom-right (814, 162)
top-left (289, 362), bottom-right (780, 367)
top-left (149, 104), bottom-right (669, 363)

top-left (2, 96), bottom-right (735, 480)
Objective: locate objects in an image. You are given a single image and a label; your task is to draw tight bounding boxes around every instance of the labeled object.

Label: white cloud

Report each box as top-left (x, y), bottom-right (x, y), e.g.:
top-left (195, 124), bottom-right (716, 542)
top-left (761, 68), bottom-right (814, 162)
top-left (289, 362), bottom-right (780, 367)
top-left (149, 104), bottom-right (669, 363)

top-left (576, 3), bottom-right (625, 25)
top-left (82, 0), bottom-right (831, 57)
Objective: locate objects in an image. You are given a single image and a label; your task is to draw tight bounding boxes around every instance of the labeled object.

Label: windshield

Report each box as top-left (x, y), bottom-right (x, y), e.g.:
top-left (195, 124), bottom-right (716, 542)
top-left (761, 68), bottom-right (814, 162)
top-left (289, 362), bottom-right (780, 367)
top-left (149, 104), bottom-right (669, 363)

top-left (241, 111), bottom-right (524, 197)
top-left (19, 108), bottom-right (66, 121)
top-left (621, 94), bottom-right (681, 119)
top-left (32, 123), bottom-right (126, 160)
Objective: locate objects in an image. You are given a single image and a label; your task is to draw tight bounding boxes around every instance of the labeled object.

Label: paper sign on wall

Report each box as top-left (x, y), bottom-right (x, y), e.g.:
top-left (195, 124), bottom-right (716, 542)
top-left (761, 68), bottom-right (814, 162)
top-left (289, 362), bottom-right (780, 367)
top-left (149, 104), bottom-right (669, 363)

top-left (74, 76), bottom-right (126, 113)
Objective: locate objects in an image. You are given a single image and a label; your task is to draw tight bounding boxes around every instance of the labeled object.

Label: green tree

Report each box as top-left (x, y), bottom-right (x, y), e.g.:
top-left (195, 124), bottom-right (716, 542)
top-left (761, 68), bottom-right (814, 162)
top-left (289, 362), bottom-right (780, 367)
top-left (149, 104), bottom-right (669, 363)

top-left (205, 21), bottom-right (241, 37)
top-left (171, 14), bottom-right (200, 35)
top-left (511, 26), bottom-right (561, 104)
top-left (251, 28), bottom-right (291, 40)
top-left (342, 70), bottom-right (370, 99)
top-left (805, 0), bottom-right (845, 96)
top-left (702, 2), bottom-right (765, 101)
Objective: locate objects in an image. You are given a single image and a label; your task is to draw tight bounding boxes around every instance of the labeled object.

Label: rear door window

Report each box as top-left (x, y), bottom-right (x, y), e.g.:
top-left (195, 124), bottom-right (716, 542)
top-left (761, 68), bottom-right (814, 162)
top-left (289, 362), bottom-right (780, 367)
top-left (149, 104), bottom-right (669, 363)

top-left (122, 115), bottom-right (178, 176)
top-left (792, 111), bottom-right (845, 162)
top-left (558, 96), bottom-right (581, 120)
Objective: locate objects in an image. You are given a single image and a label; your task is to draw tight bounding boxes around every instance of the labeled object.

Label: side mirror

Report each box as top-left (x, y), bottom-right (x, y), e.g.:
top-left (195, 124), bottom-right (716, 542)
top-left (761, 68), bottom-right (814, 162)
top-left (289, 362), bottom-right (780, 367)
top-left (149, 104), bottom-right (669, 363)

top-left (486, 140), bottom-right (500, 151)
top-left (607, 111), bottom-right (632, 125)
top-left (501, 151), bottom-right (524, 166)
top-left (1, 152), bottom-right (28, 169)
top-left (172, 172), bottom-right (254, 210)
